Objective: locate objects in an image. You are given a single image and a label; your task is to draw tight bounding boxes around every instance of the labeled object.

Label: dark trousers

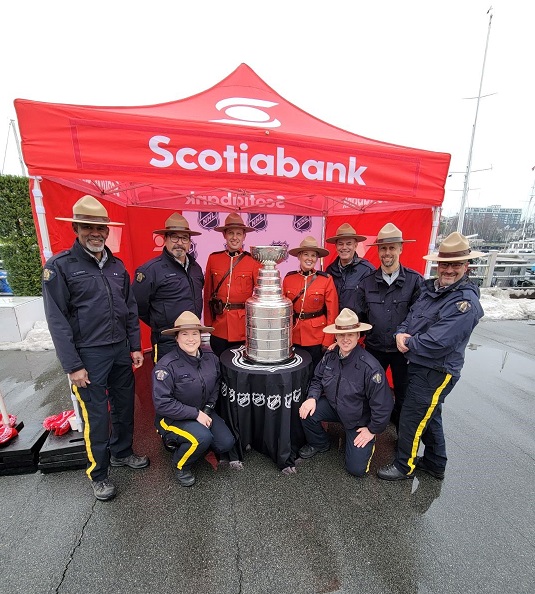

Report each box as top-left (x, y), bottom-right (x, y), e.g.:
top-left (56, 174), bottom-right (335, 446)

top-left (73, 340), bottom-right (135, 482)
top-left (296, 344), bottom-right (324, 372)
top-left (394, 363), bottom-right (457, 475)
top-left (366, 348), bottom-right (409, 426)
top-left (210, 335), bottom-right (244, 358)
top-left (152, 338), bottom-right (176, 363)
top-left (301, 397), bottom-right (376, 477)
top-left (157, 412), bottom-right (235, 470)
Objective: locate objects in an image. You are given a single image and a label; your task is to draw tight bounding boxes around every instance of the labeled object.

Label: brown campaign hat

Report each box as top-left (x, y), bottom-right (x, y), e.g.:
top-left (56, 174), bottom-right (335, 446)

top-left (56, 195), bottom-right (124, 226)
top-left (323, 308), bottom-right (372, 334)
top-left (213, 212), bottom-right (255, 233)
top-left (161, 311), bottom-right (214, 335)
top-left (288, 236), bottom-right (330, 258)
top-left (369, 223), bottom-right (415, 246)
top-left (423, 232), bottom-right (485, 262)
top-left (153, 213), bottom-right (201, 236)
top-left (325, 223), bottom-right (367, 244)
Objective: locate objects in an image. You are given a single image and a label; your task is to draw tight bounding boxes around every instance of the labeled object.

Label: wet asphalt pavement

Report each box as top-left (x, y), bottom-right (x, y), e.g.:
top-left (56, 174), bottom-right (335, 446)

top-left (0, 320), bottom-right (534, 594)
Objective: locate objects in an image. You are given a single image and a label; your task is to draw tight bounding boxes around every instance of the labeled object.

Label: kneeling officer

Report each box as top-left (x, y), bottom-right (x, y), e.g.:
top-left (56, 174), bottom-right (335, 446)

top-left (152, 312), bottom-right (235, 486)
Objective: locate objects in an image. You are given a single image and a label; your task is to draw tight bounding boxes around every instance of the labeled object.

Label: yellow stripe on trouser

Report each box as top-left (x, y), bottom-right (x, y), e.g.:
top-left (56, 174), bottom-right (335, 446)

top-left (153, 344), bottom-right (158, 364)
top-left (406, 373), bottom-right (452, 474)
top-left (159, 418), bottom-right (199, 470)
top-left (365, 441), bottom-right (376, 474)
top-left (72, 385), bottom-right (98, 480)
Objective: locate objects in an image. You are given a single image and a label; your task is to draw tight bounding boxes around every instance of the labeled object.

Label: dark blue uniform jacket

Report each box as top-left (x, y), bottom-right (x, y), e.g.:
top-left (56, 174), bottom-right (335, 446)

top-left (132, 248), bottom-right (204, 345)
top-left (42, 240), bottom-right (140, 374)
top-left (356, 265), bottom-right (422, 351)
top-left (397, 276), bottom-right (484, 377)
top-left (152, 347), bottom-right (220, 422)
top-left (307, 346), bottom-right (393, 434)
top-left (326, 255), bottom-right (375, 314)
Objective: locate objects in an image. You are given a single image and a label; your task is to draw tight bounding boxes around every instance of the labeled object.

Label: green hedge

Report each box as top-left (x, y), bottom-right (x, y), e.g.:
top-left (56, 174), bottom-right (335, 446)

top-left (0, 175), bottom-right (42, 296)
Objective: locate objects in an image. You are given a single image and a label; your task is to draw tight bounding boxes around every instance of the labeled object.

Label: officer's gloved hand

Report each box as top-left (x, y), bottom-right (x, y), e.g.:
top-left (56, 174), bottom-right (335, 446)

top-left (202, 404), bottom-right (214, 417)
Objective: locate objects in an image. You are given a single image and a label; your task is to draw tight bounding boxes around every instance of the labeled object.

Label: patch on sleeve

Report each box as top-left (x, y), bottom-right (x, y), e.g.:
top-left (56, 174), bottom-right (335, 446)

top-left (456, 300), bottom-right (471, 313)
top-left (136, 272), bottom-right (145, 283)
top-left (42, 268), bottom-right (56, 282)
top-left (372, 372), bottom-right (383, 384)
top-left (155, 369), bottom-right (169, 381)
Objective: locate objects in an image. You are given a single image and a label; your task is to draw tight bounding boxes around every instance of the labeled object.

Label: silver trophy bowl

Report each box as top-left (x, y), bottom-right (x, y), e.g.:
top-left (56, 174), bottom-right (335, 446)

top-left (250, 245), bottom-right (287, 266)
top-left (245, 245), bottom-right (293, 363)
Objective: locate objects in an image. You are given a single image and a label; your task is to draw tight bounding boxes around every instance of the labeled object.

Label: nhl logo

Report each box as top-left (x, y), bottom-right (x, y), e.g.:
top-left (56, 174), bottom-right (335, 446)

top-left (198, 211), bottom-right (220, 230)
top-left (267, 394), bottom-right (281, 410)
top-left (248, 213), bottom-right (268, 232)
top-left (292, 388), bottom-right (301, 402)
top-left (284, 393), bottom-right (292, 408)
top-left (252, 393), bottom-right (265, 407)
top-left (237, 392), bottom-right (250, 407)
top-left (293, 215), bottom-right (312, 232)
top-left (189, 240), bottom-right (198, 260)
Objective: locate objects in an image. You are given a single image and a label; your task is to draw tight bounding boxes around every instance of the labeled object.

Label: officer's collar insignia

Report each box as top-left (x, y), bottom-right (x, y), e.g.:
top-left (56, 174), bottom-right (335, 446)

top-left (155, 369), bottom-right (169, 381)
top-left (136, 272), bottom-right (145, 283)
top-left (372, 372), bottom-right (382, 384)
top-left (42, 268), bottom-right (55, 282)
top-left (456, 301), bottom-right (471, 313)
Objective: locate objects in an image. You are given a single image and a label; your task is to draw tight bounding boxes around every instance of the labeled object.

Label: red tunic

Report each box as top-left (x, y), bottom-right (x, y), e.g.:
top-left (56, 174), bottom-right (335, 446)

top-left (204, 250), bottom-right (261, 342)
top-left (282, 270), bottom-right (338, 348)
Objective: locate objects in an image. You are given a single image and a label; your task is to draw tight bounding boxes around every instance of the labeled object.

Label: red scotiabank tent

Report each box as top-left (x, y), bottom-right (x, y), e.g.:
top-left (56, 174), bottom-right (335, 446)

top-left (14, 63), bottom-right (451, 279)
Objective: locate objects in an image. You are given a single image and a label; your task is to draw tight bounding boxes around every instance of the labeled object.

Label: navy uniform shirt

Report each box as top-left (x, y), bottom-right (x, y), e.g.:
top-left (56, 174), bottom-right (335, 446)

top-left (396, 276), bottom-right (484, 377)
top-left (42, 240), bottom-right (140, 374)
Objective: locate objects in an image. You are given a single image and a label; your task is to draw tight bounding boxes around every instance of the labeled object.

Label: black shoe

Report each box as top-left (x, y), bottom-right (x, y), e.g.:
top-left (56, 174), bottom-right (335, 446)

top-left (298, 444), bottom-right (329, 459)
top-left (91, 479), bottom-right (117, 501)
top-left (415, 456), bottom-right (445, 480)
top-left (377, 463), bottom-right (413, 481)
top-left (110, 454), bottom-right (150, 469)
top-left (176, 469), bottom-right (195, 487)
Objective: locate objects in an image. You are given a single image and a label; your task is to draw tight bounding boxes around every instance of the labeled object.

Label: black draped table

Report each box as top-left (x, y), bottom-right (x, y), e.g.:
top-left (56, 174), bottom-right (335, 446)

top-left (219, 347), bottom-right (313, 470)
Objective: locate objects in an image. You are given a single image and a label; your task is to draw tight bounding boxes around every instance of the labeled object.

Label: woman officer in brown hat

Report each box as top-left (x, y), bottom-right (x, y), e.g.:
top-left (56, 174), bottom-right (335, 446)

top-left (282, 236), bottom-right (339, 369)
top-left (152, 312), bottom-right (235, 486)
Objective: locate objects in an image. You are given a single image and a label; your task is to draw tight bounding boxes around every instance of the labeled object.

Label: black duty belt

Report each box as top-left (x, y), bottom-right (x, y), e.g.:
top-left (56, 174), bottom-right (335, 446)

top-left (294, 309), bottom-right (325, 320)
top-left (224, 303), bottom-right (246, 310)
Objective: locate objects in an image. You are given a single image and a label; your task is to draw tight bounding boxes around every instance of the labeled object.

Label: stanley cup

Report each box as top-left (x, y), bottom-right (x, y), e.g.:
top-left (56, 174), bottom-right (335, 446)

top-left (245, 246), bottom-right (293, 363)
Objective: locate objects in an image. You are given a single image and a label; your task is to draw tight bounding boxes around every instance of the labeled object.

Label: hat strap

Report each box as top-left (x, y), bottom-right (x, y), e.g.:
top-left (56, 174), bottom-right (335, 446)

top-left (437, 248), bottom-right (471, 258)
top-left (335, 323), bottom-right (360, 330)
top-left (73, 213), bottom-right (111, 224)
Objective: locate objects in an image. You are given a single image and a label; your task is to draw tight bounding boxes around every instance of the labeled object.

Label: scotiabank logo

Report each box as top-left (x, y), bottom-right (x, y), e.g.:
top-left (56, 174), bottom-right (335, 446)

top-left (210, 97), bottom-right (281, 128)
top-left (149, 138), bottom-right (367, 186)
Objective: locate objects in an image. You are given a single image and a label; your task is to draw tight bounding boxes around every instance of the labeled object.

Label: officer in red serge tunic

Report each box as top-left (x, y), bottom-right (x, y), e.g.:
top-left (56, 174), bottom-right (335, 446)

top-left (283, 236), bottom-right (339, 370)
top-left (204, 213), bottom-right (262, 357)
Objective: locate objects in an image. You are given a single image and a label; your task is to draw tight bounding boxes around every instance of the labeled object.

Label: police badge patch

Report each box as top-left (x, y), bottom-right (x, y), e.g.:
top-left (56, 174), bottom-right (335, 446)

top-left (42, 268), bottom-right (55, 282)
top-left (136, 272), bottom-right (145, 283)
top-left (372, 372), bottom-right (382, 384)
top-left (155, 369), bottom-right (169, 381)
top-left (456, 301), bottom-right (471, 313)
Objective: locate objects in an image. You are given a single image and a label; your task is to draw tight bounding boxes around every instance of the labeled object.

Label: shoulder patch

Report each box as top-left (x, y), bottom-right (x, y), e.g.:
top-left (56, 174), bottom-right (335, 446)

top-left (456, 301), bottom-right (472, 313)
top-left (42, 268), bottom-right (56, 282)
top-left (136, 272), bottom-right (146, 283)
top-left (372, 372), bottom-right (383, 384)
top-left (155, 369), bottom-right (169, 381)
top-left (316, 270), bottom-right (329, 277)
top-left (286, 270), bottom-right (299, 276)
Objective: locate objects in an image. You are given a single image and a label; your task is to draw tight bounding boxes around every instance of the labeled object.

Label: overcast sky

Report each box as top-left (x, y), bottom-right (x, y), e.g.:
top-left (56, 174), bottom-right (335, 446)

top-left (1, 0), bottom-right (533, 217)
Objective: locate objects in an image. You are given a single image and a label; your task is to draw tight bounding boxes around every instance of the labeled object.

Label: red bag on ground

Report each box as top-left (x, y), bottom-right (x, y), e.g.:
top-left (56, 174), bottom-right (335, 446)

top-left (43, 410), bottom-right (75, 436)
top-left (0, 424), bottom-right (18, 445)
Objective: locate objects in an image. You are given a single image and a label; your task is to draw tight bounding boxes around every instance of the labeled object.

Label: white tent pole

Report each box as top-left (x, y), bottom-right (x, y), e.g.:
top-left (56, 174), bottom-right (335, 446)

top-left (425, 206), bottom-right (441, 278)
top-left (32, 177), bottom-right (53, 262)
